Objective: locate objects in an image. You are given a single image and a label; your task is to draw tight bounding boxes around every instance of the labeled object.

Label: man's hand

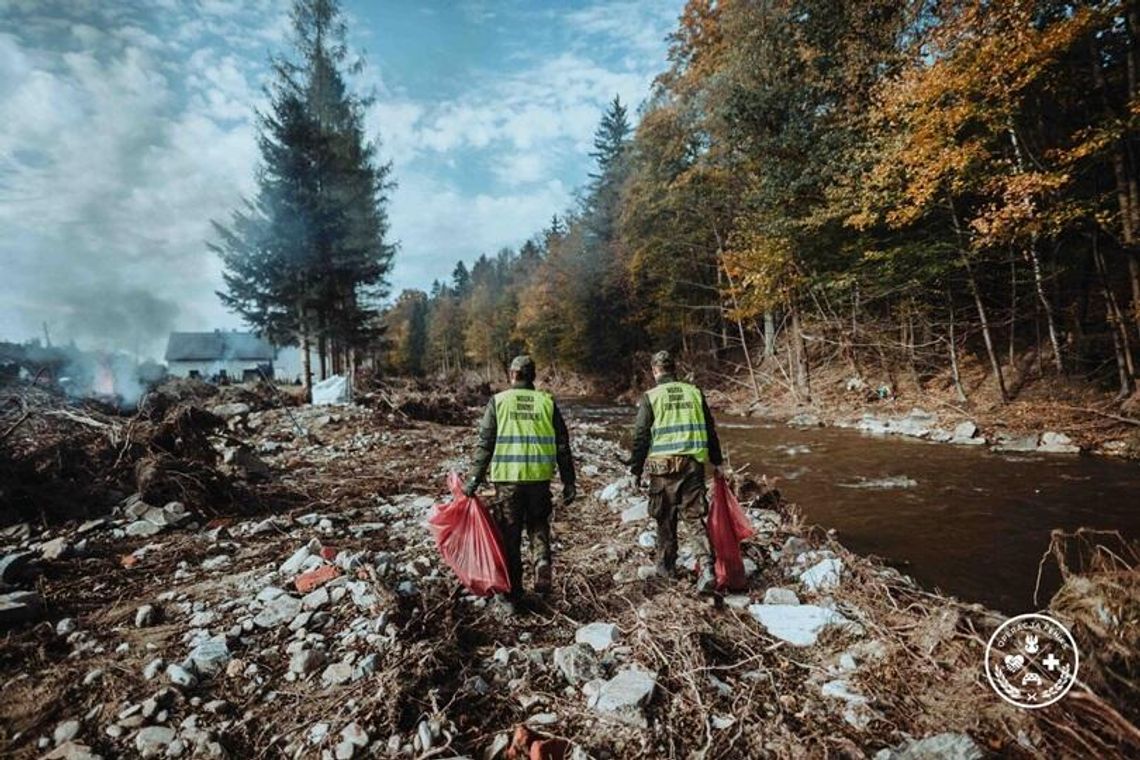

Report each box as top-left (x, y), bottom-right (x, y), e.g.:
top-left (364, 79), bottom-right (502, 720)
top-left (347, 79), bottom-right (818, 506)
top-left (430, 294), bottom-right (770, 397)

top-left (562, 482), bottom-right (576, 506)
top-left (463, 478), bottom-right (478, 498)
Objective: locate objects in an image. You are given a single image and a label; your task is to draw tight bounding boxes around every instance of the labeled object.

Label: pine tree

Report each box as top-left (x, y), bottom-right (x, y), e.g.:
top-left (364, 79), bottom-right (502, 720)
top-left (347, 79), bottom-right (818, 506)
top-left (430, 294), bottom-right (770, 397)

top-left (213, 0), bottom-right (396, 394)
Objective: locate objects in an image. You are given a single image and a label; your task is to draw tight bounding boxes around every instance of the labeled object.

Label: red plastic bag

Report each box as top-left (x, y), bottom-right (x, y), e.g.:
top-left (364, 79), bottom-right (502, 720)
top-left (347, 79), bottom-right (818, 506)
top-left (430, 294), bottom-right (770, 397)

top-left (707, 473), bottom-right (755, 591)
top-left (426, 472), bottom-right (512, 596)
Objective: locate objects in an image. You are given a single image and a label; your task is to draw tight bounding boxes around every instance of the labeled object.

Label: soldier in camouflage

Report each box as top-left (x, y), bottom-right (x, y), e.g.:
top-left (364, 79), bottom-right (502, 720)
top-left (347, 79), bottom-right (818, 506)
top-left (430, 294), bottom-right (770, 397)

top-left (628, 350), bottom-right (724, 594)
top-left (465, 356), bottom-right (575, 611)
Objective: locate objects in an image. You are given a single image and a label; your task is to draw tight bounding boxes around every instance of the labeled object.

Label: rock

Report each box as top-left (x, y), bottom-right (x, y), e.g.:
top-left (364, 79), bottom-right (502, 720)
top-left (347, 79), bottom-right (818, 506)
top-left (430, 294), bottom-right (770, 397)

top-left (0, 590), bottom-right (43, 625)
top-left (891, 408), bottom-right (935, 438)
top-left (821, 679), bottom-right (867, 705)
top-left (636, 565), bottom-right (660, 581)
top-left (165, 664), bottom-right (197, 688)
top-left (40, 537), bottom-right (71, 561)
top-left (763, 587), bottom-right (800, 605)
top-left (620, 499), bottom-right (649, 523)
top-left (748, 604), bottom-right (862, 647)
top-left (322, 661), bottom-right (354, 686)
top-left (279, 545), bottom-right (312, 576)
top-left (134, 726), bottom-right (175, 758)
top-left (334, 741), bottom-right (356, 759)
top-left (591, 666), bottom-right (657, 728)
top-left (55, 617), bottom-right (77, 636)
top-left (787, 412), bottom-right (823, 428)
top-left (43, 741), bottom-right (103, 760)
top-left (200, 555), bottom-right (231, 571)
top-left (308, 722), bottom-right (331, 745)
top-left (951, 421), bottom-right (977, 440)
top-left (210, 402), bottom-right (251, 419)
top-left (416, 720), bottom-right (434, 752)
top-left (994, 433), bottom-right (1039, 453)
top-left (222, 445), bottom-right (270, 478)
top-left (143, 658), bottom-right (164, 680)
top-left (0, 551), bottom-right (37, 584)
top-left (485, 732), bottom-right (511, 760)
top-left (254, 594), bottom-right (302, 628)
top-left (302, 586), bottom-right (330, 610)
top-left (553, 644), bottom-right (603, 685)
top-left (599, 479), bottom-right (632, 503)
top-left (724, 595), bottom-right (751, 609)
top-left (134, 604), bottom-right (157, 628)
top-left (800, 558), bottom-right (843, 593)
top-left (290, 649), bottom-right (326, 675)
top-left (874, 732), bottom-right (984, 760)
top-left (82, 668), bottom-right (103, 686)
top-left (54, 719), bottom-right (82, 745)
top-left (340, 722), bottom-right (369, 748)
top-left (125, 520), bottom-right (162, 537)
top-left (1038, 431), bottom-right (1080, 454)
top-left (188, 636), bottom-right (230, 675)
top-left (353, 653), bottom-right (379, 680)
top-left (575, 622), bottom-right (620, 652)
top-left (636, 530), bottom-right (656, 548)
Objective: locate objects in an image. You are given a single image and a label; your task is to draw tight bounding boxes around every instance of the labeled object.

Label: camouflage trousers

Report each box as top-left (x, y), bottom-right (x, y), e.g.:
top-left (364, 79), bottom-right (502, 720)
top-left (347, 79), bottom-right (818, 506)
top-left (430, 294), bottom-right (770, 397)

top-left (491, 482), bottom-right (553, 599)
top-left (646, 456), bottom-right (712, 573)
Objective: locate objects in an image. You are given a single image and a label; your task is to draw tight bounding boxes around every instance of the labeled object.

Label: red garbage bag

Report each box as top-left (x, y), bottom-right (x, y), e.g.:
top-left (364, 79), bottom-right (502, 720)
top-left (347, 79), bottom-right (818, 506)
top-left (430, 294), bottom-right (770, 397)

top-left (707, 473), bottom-right (755, 591)
top-left (426, 472), bottom-right (512, 596)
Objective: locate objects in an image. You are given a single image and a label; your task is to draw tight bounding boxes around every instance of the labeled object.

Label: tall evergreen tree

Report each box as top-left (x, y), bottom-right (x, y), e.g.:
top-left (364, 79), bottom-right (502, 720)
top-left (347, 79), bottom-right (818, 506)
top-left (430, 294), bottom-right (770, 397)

top-left (213, 0), bottom-right (395, 394)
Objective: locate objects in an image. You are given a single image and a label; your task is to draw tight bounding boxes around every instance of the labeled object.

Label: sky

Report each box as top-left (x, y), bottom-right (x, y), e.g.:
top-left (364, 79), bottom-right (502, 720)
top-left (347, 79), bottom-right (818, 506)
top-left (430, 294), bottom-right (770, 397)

top-left (0, 0), bottom-right (682, 358)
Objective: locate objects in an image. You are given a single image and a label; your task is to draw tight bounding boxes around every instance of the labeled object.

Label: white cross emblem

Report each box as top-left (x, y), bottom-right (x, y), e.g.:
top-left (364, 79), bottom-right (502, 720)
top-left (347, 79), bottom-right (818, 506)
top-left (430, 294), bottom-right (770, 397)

top-left (1043, 653), bottom-right (1061, 671)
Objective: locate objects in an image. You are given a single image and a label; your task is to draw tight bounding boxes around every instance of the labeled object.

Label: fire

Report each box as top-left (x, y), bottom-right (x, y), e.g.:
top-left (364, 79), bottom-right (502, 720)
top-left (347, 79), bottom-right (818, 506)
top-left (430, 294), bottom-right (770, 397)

top-left (94, 358), bottom-right (114, 396)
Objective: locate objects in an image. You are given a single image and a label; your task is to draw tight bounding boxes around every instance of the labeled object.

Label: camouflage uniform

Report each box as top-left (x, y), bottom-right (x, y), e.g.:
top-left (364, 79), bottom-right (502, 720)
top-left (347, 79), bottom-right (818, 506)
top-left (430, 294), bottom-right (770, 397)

top-left (629, 364), bottom-right (723, 581)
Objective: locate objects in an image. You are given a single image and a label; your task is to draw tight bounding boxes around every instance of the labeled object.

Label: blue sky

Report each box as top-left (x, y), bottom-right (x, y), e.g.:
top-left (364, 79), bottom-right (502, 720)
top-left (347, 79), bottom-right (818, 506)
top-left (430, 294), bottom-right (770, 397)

top-left (0, 0), bottom-right (681, 356)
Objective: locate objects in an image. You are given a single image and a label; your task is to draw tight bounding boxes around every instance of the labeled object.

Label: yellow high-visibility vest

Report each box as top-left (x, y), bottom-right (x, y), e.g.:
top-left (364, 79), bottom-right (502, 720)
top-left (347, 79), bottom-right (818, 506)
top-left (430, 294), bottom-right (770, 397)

top-left (647, 381), bottom-right (708, 462)
top-left (490, 388), bottom-right (557, 482)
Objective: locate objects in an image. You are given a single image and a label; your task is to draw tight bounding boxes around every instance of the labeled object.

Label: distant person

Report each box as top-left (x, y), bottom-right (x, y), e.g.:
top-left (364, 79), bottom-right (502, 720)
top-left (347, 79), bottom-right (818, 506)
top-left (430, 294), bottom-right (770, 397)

top-left (465, 355), bottom-right (576, 613)
top-left (628, 350), bottom-right (724, 594)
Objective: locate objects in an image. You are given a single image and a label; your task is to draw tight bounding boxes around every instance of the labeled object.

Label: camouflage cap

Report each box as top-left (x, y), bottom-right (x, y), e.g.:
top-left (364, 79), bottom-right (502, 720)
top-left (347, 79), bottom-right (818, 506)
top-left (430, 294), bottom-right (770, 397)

top-left (509, 354), bottom-right (536, 377)
top-left (651, 350), bottom-right (675, 371)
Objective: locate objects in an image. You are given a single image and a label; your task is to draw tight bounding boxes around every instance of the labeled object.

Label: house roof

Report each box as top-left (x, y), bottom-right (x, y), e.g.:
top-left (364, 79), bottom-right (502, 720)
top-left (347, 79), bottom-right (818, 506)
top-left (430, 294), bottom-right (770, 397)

top-left (165, 331), bottom-right (274, 362)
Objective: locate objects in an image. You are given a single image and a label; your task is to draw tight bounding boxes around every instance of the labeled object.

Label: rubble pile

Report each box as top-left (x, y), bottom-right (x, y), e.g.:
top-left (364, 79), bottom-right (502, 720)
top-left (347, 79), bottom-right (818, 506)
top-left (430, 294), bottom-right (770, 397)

top-left (1, 387), bottom-right (1137, 758)
top-left (354, 374), bottom-right (490, 426)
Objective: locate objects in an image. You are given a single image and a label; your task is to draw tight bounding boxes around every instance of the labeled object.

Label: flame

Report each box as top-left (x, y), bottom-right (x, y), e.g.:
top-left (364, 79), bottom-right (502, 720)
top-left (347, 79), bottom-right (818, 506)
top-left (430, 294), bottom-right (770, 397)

top-left (94, 360), bottom-right (114, 396)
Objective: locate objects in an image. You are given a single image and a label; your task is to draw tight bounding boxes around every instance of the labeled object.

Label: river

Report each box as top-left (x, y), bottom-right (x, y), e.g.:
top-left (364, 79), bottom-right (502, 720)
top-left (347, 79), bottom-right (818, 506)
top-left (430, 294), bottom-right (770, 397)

top-left (569, 403), bottom-right (1140, 614)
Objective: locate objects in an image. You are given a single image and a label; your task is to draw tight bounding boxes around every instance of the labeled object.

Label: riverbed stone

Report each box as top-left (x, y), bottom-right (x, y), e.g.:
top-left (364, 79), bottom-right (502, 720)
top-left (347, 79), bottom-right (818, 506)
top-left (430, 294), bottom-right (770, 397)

top-left (188, 636), bottom-right (230, 675)
top-left (748, 604), bottom-right (861, 646)
top-left (590, 666), bottom-right (657, 727)
top-left (575, 622), bottom-right (619, 652)
top-left (763, 587), bottom-right (800, 605)
top-left (134, 726), bottom-right (175, 757)
top-left (787, 412), bottom-right (823, 428)
top-left (254, 594), bottom-right (302, 628)
top-left (554, 643), bottom-right (602, 685)
top-left (621, 499), bottom-right (649, 523)
top-left (994, 433), bottom-right (1039, 452)
top-left (1038, 431), bottom-right (1080, 454)
top-left (873, 732), bottom-right (984, 760)
top-left (800, 558), bottom-right (843, 593)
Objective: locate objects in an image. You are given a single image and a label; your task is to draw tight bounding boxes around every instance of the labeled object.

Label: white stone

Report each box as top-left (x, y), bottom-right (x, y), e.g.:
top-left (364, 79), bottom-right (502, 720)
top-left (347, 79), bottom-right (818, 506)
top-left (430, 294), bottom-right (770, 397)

top-left (340, 722), bottom-right (368, 748)
top-left (1038, 431), bottom-right (1080, 454)
top-left (134, 605), bottom-right (156, 628)
top-left (763, 587), bottom-right (800, 605)
top-left (41, 537), bottom-right (70, 561)
top-left (951, 421), bottom-right (977, 440)
top-left (53, 719), bottom-right (81, 745)
top-left (200, 555), bottom-right (231, 571)
top-left (142, 658), bottom-right (164, 680)
top-left (254, 595), bottom-right (302, 628)
top-left (994, 433), bottom-right (1039, 452)
top-left (800, 558), bottom-right (843, 593)
top-left (279, 546), bottom-right (312, 576)
top-left (302, 587), bottom-right (330, 610)
top-left (724, 595), bottom-right (751, 609)
top-left (55, 617), bottom-right (77, 636)
top-left (322, 662), bottom-right (353, 686)
top-left (876, 733), bottom-right (984, 760)
top-left (821, 679), bottom-right (867, 705)
top-left (637, 530), bottom-right (656, 548)
top-left (134, 726), bottom-right (175, 758)
top-left (165, 664), bottom-right (196, 688)
top-left (748, 604), bottom-right (862, 647)
top-left (125, 520), bottom-right (162, 537)
top-left (591, 667), bottom-right (657, 728)
top-left (620, 499), bottom-right (649, 523)
top-left (188, 636), bottom-right (230, 675)
top-left (290, 649), bottom-right (325, 675)
top-left (575, 622), bottom-right (620, 652)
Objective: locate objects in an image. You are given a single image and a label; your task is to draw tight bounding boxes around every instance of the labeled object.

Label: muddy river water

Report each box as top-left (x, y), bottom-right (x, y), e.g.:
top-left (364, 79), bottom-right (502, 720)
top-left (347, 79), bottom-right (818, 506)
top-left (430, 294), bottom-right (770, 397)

top-left (569, 403), bottom-right (1140, 614)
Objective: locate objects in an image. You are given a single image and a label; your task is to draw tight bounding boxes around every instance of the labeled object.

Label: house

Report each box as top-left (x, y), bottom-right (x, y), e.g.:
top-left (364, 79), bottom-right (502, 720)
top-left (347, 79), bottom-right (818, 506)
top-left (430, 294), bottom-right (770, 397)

top-left (164, 331), bottom-right (274, 382)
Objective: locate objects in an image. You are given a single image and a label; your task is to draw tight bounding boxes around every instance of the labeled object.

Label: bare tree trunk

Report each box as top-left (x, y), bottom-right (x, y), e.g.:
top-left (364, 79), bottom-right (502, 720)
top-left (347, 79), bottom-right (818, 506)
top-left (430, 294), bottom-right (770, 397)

top-left (1094, 232), bottom-right (1136, 396)
top-left (300, 329), bottom-right (312, 402)
top-left (719, 254), bottom-right (762, 404)
top-left (947, 290), bottom-right (968, 402)
top-left (791, 301), bottom-right (811, 402)
top-left (1009, 256), bottom-right (1017, 366)
top-left (949, 197), bottom-right (1008, 402)
top-left (763, 311), bottom-right (776, 357)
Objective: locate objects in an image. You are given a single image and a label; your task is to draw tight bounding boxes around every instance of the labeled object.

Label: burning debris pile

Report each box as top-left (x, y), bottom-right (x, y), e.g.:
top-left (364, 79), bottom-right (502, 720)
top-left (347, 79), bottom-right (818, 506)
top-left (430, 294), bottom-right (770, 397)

top-left (2, 386), bottom-right (1138, 759)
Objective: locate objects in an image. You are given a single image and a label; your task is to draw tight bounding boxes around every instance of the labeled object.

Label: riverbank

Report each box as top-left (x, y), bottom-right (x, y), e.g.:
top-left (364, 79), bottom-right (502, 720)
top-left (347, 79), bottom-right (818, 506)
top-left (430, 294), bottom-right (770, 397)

top-left (1, 382), bottom-right (1138, 758)
top-left (710, 354), bottom-right (1140, 460)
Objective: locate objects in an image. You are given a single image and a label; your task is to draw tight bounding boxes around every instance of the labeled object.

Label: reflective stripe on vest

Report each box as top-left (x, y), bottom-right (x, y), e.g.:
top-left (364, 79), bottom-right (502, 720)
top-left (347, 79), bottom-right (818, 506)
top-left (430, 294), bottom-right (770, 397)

top-left (647, 381), bottom-right (709, 462)
top-left (490, 388), bottom-right (557, 482)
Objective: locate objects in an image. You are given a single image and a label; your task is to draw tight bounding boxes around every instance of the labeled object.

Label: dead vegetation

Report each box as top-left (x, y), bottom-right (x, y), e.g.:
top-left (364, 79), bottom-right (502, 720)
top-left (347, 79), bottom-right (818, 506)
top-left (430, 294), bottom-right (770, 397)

top-left (1, 380), bottom-right (1138, 759)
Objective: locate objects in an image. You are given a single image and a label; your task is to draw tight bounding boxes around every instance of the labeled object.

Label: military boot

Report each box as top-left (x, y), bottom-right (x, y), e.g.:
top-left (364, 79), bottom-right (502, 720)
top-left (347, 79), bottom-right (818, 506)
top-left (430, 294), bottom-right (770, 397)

top-left (534, 561), bottom-right (552, 594)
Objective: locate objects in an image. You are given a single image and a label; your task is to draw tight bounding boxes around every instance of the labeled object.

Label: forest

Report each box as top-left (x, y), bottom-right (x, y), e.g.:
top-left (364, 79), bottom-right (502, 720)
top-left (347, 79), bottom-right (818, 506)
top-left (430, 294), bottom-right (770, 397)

top-left (380, 0), bottom-right (1140, 409)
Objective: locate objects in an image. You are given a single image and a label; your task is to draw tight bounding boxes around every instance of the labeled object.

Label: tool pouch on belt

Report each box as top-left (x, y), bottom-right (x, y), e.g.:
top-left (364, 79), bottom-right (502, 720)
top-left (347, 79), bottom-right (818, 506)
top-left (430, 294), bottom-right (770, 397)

top-left (645, 455), bottom-right (693, 476)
